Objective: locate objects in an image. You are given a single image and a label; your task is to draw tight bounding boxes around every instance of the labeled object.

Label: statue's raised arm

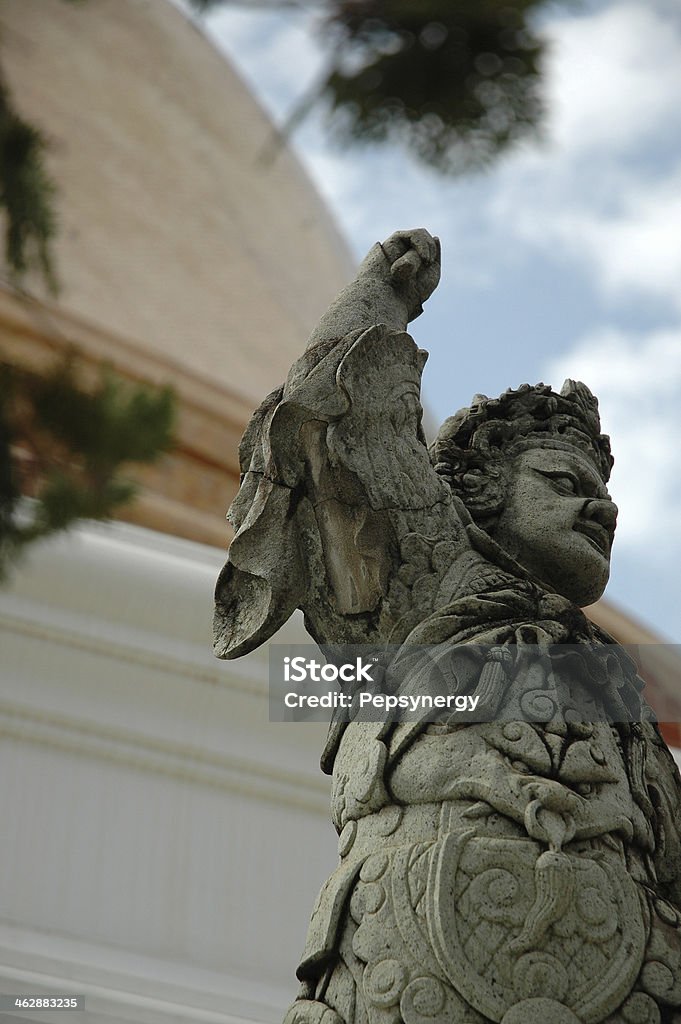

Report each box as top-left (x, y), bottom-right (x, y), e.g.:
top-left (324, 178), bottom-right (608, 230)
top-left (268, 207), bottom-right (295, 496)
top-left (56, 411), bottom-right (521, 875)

top-left (213, 229), bottom-right (468, 659)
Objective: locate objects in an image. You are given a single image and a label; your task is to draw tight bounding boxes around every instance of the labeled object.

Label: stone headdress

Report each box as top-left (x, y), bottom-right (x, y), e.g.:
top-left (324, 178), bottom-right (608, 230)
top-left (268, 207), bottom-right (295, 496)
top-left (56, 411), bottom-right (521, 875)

top-left (429, 380), bottom-right (613, 529)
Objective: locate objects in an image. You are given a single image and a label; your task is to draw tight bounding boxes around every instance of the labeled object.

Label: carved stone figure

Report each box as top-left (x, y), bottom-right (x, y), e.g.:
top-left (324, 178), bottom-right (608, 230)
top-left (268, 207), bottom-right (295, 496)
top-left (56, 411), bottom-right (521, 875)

top-left (214, 230), bottom-right (681, 1024)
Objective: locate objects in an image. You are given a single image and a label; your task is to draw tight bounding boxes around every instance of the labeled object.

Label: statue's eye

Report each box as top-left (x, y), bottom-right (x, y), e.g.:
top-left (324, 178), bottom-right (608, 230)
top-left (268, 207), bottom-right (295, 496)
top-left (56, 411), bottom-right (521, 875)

top-left (550, 475), bottom-right (578, 495)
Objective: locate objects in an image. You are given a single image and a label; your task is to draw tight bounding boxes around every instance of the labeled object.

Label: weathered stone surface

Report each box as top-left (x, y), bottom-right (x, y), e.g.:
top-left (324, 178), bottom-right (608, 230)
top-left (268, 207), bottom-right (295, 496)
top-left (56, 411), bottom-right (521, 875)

top-left (215, 229), bottom-right (681, 1024)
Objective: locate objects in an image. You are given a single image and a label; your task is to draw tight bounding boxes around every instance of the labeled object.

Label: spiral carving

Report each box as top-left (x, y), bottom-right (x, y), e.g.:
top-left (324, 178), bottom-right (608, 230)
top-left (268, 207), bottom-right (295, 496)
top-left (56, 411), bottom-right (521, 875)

top-left (400, 976), bottom-right (446, 1023)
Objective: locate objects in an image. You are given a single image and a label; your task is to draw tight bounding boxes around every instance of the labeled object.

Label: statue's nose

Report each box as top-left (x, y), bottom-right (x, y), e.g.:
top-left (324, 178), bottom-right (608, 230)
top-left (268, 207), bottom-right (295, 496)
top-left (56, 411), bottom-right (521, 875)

top-left (583, 498), bottom-right (618, 533)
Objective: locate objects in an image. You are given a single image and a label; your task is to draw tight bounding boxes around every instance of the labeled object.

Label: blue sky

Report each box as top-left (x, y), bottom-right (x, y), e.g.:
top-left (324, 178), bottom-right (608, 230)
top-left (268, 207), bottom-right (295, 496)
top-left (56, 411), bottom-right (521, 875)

top-left (196, 0), bottom-right (681, 641)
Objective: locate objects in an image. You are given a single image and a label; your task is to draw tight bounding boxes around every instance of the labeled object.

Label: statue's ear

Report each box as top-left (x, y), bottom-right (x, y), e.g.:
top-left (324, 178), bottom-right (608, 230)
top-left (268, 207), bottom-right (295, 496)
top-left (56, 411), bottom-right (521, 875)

top-left (213, 475), bottom-right (306, 659)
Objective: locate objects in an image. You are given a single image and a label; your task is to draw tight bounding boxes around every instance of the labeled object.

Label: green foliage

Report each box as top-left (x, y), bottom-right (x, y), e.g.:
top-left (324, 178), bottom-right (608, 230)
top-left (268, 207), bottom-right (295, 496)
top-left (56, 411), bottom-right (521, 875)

top-left (319, 0), bottom-right (546, 173)
top-left (31, 363), bottom-right (175, 466)
top-left (0, 359), bottom-right (176, 578)
top-left (190, 0), bottom-right (549, 174)
top-left (0, 77), bottom-right (57, 291)
top-left (0, 0), bottom-right (91, 291)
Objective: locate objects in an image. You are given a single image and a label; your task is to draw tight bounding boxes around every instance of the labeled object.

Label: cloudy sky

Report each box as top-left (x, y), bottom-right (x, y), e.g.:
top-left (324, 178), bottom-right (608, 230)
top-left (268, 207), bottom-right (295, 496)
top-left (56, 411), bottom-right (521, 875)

top-left (198, 0), bottom-right (681, 641)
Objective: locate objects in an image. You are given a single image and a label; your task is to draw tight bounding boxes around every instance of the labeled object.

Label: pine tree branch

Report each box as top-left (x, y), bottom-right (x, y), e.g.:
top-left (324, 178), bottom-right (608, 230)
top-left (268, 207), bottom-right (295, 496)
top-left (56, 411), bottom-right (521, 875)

top-left (0, 74), bottom-right (58, 292)
top-left (0, 359), bottom-right (176, 579)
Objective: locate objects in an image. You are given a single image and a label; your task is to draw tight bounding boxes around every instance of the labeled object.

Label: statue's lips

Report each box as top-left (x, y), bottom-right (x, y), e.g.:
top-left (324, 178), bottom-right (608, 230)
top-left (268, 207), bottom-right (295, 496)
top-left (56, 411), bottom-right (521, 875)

top-left (573, 520), bottom-right (611, 558)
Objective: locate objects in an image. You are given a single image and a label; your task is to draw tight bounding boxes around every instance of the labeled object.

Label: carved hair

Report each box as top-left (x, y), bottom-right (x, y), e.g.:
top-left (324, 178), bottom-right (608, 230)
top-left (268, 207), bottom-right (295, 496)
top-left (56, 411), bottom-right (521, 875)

top-left (429, 381), bottom-right (613, 532)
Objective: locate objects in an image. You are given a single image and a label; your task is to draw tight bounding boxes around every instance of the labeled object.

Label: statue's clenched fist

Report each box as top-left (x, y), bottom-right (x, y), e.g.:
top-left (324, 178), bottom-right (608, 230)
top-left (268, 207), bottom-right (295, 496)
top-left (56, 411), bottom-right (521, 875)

top-left (305, 227), bottom-right (441, 349)
top-left (381, 228), bottom-right (441, 300)
top-left (360, 228), bottom-right (441, 321)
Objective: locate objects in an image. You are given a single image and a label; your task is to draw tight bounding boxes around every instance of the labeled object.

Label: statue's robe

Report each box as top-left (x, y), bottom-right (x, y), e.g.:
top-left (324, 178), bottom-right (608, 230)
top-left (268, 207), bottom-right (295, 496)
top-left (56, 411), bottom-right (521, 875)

top-left (214, 326), bottom-right (681, 1024)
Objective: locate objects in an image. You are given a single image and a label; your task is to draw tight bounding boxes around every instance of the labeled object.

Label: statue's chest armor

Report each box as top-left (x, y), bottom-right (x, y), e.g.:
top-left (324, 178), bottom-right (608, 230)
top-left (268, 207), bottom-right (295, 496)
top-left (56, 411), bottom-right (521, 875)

top-left (388, 722), bottom-right (638, 832)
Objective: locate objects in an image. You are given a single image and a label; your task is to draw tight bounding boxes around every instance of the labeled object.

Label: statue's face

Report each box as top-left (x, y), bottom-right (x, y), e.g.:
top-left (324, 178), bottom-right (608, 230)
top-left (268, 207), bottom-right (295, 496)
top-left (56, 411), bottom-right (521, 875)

top-left (492, 448), bottom-right (617, 606)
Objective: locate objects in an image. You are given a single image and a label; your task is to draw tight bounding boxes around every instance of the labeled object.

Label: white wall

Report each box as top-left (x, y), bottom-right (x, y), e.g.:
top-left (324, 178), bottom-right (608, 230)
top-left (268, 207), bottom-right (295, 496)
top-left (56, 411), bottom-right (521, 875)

top-left (0, 521), bottom-right (336, 1024)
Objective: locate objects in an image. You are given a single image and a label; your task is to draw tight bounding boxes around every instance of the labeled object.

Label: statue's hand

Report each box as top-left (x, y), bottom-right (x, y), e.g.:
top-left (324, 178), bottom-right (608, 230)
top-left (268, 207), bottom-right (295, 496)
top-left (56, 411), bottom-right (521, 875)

top-left (360, 228), bottom-right (441, 322)
top-left (305, 228), bottom-right (441, 348)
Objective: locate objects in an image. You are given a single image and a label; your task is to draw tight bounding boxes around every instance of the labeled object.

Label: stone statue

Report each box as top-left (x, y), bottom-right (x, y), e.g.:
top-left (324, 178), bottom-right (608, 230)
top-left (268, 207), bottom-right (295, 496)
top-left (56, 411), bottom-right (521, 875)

top-left (214, 230), bottom-right (681, 1024)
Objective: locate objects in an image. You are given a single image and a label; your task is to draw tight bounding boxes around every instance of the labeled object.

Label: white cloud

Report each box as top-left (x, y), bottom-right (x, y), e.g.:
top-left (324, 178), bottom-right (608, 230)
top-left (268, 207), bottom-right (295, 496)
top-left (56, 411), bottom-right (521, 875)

top-left (488, 2), bottom-right (681, 313)
top-left (203, 6), bottom-right (326, 121)
top-left (546, 3), bottom-right (681, 156)
top-left (546, 327), bottom-right (681, 549)
top-left (491, 156), bottom-right (681, 310)
top-left (558, 171), bottom-right (681, 305)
